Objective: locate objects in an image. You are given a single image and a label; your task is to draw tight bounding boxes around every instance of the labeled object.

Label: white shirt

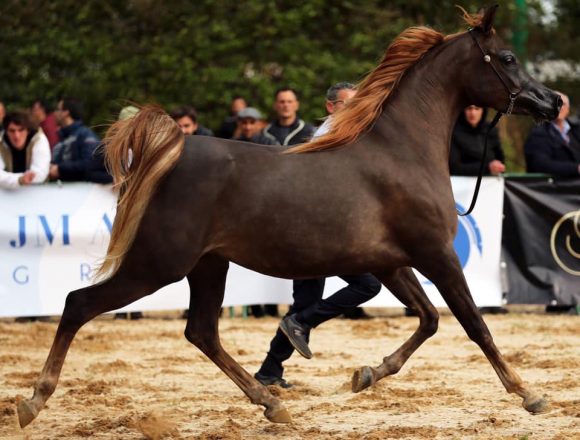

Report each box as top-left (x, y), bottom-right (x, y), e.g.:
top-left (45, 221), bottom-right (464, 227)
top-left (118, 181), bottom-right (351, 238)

top-left (312, 117), bottom-right (333, 139)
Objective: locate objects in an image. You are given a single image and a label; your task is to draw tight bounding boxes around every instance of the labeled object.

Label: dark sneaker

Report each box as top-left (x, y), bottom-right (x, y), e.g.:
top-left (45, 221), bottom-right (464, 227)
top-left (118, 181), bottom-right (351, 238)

top-left (279, 314), bottom-right (312, 359)
top-left (254, 372), bottom-right (293, 389)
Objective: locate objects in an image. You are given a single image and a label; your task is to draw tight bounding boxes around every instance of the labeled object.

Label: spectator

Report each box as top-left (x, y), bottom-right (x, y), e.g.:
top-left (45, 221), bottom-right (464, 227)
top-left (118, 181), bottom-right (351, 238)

top-left (263, 87), bottom-right (315, 146)
top-left (253, 83), bottom-right (380, 388)
top-left (170, 106), bottom-right (213, 136)
top-left (314, 81), bottom-right (374, 320)
top-left (524, 92), bottom-right (580, 177)
top-left (235, 107), bottom-right (278, 145)
top-left (50, 98), bottom-right (101, 182)
top-left (173, 104), bottom-right (214, 320)
top-left (217, 96), bottom-right (247, 139)
top-left (1, 111), bottom-right (50, 189)
top-left (232, 107), bottom-right (278, 318)
top-left (314, 81), bottom-right (357, 137)
top-left (449, 105), bottom-right (506, 176)
top-left (0, 101), bottom-right (6, 139)
top-left (30, 99), bottom-right (60, 150)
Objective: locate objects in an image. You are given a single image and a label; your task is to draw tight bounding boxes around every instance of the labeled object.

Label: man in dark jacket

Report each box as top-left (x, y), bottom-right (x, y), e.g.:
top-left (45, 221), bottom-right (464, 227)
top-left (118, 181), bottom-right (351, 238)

top-left (524, 92), bottom-right (580, 177)
top-left (263, 87), bottom-right (315, 146)
top-left (170, 106), bottom-right (214, 137)
top-left (50, 98), bottom-right (102, 182)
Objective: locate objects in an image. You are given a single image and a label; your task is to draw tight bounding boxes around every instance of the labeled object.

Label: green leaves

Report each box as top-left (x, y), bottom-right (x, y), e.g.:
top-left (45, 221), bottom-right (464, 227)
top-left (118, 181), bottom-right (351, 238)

top-left (0, 0), bottom-right (576, 166)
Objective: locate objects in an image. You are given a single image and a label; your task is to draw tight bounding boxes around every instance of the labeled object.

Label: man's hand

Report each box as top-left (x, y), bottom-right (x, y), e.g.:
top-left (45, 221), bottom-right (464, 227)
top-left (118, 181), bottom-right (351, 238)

top-left (488, 160), bottom-right (505, 176)
top-left (49, 164), bottom-right (59, 180)
top-left (18, 171), bottom-right (36, 186)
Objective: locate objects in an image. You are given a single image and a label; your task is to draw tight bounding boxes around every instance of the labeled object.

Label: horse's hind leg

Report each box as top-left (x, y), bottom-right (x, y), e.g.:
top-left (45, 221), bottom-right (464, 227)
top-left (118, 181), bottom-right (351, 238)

top-left (352, 267), bottom-right (439, 392)
top-left (419, 247), bottom-right (548, 414)
top-left (183, 254), bottom-right (291, 424)
top-left (17, 272), bottom-right (169, 428)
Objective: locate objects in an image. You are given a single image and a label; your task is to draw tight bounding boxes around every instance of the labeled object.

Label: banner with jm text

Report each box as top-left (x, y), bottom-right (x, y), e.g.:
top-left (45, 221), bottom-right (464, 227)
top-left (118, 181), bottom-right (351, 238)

top-left (0, 179), bottom-right (503, 317)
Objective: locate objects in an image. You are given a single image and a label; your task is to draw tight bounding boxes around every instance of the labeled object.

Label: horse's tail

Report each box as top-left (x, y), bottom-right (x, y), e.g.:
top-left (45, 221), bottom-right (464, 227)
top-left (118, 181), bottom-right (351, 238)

top-left (95, 104), bottom-right (184, 281)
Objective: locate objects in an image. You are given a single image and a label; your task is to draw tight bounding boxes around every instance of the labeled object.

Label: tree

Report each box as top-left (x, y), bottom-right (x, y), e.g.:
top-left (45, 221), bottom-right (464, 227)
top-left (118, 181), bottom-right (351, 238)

top-left (0, 1), bottom-right (576, 172)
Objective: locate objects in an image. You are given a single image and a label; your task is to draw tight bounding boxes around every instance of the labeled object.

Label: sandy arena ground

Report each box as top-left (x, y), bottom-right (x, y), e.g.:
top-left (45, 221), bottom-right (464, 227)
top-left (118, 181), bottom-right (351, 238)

top-left (0, 309), bottom-right (578, 439)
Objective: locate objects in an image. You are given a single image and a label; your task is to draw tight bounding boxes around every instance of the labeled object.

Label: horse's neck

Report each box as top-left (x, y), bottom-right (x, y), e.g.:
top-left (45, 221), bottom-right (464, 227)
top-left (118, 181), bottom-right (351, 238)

top-left (375, 42), bottom-right (467, 166)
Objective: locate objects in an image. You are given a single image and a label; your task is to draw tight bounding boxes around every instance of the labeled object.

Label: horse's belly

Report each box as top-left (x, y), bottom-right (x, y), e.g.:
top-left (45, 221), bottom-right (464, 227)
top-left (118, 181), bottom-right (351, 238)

top-left (218, 237), bottom-right (400, 279)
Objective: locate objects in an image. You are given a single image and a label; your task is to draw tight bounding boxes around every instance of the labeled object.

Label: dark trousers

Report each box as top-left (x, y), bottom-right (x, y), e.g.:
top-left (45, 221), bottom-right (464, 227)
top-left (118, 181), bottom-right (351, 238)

top-left (257, 273), bottom-right (381, 378)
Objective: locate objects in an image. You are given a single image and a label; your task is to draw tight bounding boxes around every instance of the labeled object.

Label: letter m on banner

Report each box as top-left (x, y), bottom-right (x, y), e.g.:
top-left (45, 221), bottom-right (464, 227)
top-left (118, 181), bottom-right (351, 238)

top-left (9, 215), bottom-right (70, 248)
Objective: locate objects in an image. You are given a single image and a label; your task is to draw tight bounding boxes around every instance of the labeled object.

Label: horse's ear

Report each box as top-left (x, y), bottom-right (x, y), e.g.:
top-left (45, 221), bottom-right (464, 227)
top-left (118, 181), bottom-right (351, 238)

top-left (479, 4), bottom-right (499, 35)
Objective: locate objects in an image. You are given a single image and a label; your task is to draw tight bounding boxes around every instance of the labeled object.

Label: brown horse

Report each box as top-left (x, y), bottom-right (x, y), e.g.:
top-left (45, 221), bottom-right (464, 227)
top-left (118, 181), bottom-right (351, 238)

top-left (18, 6), bottom-right (561, 428)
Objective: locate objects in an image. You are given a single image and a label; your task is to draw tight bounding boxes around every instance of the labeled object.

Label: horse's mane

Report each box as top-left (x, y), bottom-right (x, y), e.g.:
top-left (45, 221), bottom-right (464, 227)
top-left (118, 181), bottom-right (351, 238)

top-left (288, 8), bottom-right (484, 154)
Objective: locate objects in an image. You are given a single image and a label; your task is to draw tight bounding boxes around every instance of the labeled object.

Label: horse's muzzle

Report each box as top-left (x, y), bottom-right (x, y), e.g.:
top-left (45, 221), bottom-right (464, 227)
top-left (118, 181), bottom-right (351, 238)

top-left (520, 85), bottom-right (561, 122)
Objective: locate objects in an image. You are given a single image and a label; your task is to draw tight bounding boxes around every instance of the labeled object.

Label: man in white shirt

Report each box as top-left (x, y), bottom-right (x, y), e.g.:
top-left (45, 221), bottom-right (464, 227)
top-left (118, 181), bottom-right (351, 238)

top-left (313, 82), bottom-right (357, 138)
top-left (255, 82), bottom-right (381, 389)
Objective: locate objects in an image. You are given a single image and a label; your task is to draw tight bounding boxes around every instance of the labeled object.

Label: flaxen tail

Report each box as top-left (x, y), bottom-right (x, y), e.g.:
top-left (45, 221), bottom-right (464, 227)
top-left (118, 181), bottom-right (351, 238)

top-left (95, 105), bottom-right (184, 281)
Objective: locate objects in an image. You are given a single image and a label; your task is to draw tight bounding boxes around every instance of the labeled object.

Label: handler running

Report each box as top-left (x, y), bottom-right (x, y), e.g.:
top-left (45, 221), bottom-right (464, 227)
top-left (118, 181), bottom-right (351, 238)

top-left (254, 82), bottom-right (382, 388)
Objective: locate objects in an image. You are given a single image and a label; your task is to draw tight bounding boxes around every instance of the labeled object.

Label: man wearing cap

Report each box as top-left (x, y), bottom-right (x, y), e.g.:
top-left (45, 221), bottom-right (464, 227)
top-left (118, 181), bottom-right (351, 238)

top-left (234, 106), bottom-right (279, 319)
top-left (235, 107), bottom-right (279, 146)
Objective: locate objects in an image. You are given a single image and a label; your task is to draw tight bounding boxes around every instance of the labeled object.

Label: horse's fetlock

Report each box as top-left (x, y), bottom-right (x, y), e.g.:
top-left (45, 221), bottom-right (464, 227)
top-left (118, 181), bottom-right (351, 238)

top-left (381, 358), bottom-right (402, 375)
top-left (36, 378), bottom-right (56, 397)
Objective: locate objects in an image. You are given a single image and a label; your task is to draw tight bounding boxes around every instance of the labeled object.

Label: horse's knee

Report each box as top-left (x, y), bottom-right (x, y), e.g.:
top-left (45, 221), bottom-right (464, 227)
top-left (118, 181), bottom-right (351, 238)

top-left (420, 307), bottom-right (439, 337)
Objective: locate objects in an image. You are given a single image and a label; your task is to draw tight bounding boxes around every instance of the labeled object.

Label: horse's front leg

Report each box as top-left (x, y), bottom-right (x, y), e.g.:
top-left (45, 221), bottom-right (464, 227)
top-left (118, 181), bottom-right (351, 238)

top-left (418, 247), bottom-right (549, 414)
top-left (352, 267), bottom-right (439, 392)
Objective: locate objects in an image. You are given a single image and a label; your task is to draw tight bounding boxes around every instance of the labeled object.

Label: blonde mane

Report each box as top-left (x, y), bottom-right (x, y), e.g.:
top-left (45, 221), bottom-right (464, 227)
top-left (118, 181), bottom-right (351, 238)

top-left (289, 8), bottom-right (483, 154)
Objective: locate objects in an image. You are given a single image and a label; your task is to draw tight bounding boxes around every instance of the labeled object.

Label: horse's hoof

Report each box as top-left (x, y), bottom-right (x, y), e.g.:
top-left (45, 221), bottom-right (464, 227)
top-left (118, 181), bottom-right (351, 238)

top-left (17, 400), bottom-right (38, 428)
top-left (352, 366), bottom-right (374, 393)
top-left (523, 394), bottom-right (550, 414)
top-left (264, 406), bottom-right (292, 423)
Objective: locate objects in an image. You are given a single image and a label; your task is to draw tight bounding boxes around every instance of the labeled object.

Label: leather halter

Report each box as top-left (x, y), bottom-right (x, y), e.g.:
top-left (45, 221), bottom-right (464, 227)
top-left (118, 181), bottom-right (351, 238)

top-left (456, 29), bottom-right (520, 217)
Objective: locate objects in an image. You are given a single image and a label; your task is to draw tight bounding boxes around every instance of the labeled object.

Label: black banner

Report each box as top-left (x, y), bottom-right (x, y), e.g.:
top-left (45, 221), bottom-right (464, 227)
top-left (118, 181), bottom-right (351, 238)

top-left (503, 177), bottom-right (580, 305)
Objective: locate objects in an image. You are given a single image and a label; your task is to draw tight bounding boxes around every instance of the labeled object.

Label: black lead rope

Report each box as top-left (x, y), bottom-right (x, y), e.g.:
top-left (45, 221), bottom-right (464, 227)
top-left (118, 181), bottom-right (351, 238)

top-left (456, 29), bottom-right (520, 217)
top-left (456, 111), bottom-right (503, 216)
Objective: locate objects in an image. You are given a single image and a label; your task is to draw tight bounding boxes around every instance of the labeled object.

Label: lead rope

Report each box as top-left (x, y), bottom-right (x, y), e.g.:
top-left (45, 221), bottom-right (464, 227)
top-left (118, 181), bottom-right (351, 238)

top-left (456, 29), bottom-right (520, 216)
top-left (456, 111), bottom-right (503, 216)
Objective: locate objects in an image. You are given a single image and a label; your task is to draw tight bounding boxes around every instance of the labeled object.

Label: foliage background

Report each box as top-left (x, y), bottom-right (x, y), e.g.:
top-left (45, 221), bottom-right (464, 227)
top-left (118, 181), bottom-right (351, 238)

top-left (0, 0), bottom-right (577, 171)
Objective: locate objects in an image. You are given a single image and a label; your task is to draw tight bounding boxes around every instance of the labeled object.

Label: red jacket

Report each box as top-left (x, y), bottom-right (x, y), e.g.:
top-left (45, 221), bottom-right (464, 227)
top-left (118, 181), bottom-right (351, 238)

top-left (40, 113), bottom-right (59, 150)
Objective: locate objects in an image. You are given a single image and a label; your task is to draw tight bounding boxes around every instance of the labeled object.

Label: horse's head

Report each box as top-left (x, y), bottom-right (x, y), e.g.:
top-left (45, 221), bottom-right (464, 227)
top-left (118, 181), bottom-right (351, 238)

top-left (461, 5), bottom-right (561, 121)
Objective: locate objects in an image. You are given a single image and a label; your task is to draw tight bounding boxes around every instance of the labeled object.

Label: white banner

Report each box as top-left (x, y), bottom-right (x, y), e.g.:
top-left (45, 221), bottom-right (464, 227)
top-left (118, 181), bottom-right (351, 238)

top-left (0, 178), bottom-right (503, 317)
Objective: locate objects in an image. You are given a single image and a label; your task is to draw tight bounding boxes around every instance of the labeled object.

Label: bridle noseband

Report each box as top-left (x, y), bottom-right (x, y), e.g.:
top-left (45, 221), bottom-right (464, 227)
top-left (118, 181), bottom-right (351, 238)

top-left (457, 30), bottom-right (521, 217)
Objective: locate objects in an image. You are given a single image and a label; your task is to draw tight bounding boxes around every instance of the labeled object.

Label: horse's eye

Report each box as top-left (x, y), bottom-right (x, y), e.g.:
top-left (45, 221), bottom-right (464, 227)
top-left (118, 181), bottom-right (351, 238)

top-left (504, 55), bottom-right (515, 64)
